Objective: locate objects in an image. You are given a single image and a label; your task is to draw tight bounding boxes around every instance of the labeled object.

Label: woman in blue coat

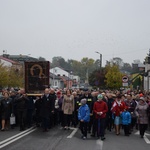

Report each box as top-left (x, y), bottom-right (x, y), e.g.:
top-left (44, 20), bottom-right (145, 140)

top-left (78, 98), bottom-right (90, 140)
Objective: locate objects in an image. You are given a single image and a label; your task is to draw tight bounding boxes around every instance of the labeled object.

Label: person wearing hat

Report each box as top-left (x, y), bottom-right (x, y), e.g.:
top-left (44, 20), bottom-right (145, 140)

top-left (124, 94), bottom-right (137, 133)
top-left (78, 98), bottom-right (90, 140)
top-left (135, 97), bottom-right (149, 138)
top-left (93, 94), bottom-right (108, 140)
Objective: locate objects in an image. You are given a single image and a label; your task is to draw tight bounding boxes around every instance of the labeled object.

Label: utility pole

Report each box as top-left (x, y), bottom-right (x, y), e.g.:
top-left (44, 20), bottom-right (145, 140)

top-left (147, 49), bottom-right (150, 91)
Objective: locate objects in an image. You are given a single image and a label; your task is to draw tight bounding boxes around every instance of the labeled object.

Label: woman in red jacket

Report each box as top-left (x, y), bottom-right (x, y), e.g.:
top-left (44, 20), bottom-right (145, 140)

top-left (93, 94), bottom-right (108, 140)
top-left (111, 94), bottom-right (126, 135)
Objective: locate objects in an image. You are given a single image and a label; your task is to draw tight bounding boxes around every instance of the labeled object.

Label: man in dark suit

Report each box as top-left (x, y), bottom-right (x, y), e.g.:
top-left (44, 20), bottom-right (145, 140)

top-left (40, 88), bottom-right (51, 132)
top-left (49, 88), bottom-right (56, 128)
top-left (15, 89), bottom-right (29, 131)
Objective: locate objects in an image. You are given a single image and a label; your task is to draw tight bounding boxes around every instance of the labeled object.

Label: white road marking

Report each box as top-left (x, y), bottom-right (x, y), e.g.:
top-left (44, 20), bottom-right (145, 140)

top-left (67, 128), bottom-right (78, 138)
top-left (96, 140), bottom-right (103, 150)
top-left (144, 135), bottom-right (150, 144)
top-left (134, 131), bottom-right (150, 144)
top-left (0, 126), bottom-right (36, 145)
top-left (134, 131), bottom-right (139, 135)
top-left (0, 127), bottom-right (37, 149)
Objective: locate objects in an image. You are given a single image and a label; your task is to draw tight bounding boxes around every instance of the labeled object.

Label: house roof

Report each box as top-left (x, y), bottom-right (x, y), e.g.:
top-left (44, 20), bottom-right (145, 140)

top-left (0, 56), bottom-right (20, 65)
top-left (8, 55), bottom-right (38, 61)
top-left (51, 66), bottom-right (72, 73)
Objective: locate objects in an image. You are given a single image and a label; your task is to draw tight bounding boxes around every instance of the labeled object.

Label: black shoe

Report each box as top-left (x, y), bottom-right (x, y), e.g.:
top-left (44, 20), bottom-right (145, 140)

top-left (125, 134), bottom-right (129, 136)
top-left (43, 129), bottom-right (48, 132)
top-left (1, 128), bottom-right (5, 131)
top-left (36, 124), bottom-right (40, 127)
top-left (101, 137), bottom-right (106, 140)
top-left (82, 136), bottom-right (87, 140)
top-left (141, 135), bottom-right (143, 138)
top-left (90, 134), bottom-right (95, 137)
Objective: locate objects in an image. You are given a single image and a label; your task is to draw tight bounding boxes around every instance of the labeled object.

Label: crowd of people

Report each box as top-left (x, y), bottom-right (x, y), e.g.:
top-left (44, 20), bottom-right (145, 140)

top-left (0, 87), bottom-right (150, 141)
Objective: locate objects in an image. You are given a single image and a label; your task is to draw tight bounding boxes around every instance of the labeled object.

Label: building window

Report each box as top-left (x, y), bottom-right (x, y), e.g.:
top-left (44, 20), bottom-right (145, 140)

top-left (54, 69), bottom-right (57, 73)
top-left (54, 81), bottom-right (57, 86)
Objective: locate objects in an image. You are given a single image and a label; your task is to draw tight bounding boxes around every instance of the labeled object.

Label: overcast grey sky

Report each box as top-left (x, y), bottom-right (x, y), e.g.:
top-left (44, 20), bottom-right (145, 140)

top-left (0, 0), bottom-right (150, 66)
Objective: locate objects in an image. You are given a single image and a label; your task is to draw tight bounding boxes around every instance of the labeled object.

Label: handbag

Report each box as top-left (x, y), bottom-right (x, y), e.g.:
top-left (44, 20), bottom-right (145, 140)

top-left (10, 114), bottom-right (16, 125)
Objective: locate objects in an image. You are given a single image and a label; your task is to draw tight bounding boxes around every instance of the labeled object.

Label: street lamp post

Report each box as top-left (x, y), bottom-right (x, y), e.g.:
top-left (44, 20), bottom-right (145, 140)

top-left (68, 71), bottom-right (72, 89)
top-left (95, 51), bottom-right (102, 71)
top-left (53, 71), bottom-right (55, 87)
top-left (68, 72), bottom-right (69, 89)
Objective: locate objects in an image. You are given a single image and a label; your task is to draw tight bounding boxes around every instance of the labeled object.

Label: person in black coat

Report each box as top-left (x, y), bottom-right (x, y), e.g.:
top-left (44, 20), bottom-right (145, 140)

top-left (34, 96), bottom-right (42, 127)
top-left (91, 91), bottom-right (98, 137)
top-left (26, 96), bottom-right (35, 128)
top-left (49, 88), bottom-right (56, 128)
top-left (10, 90), bottom-right (17, 129)
top-left (72, 91), bottom-right (80, 127)
top-left (40, 88), bottom-right (55, 132)
top-left (1, 91), bottom-right (12, 131)
top-left (106, 93), bottom-right (115, 132)
top-left (15, 89), bottom-right (29, 131)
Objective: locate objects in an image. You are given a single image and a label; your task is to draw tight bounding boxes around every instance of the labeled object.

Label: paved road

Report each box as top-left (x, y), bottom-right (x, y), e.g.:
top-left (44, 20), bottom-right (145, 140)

top-left (0, 126), bottom-right (150, 150)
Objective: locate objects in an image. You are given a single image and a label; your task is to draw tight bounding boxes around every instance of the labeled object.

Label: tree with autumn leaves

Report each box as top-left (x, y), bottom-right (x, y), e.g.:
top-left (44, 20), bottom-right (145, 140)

top-left (88, 64), bottom-right (123, 89)
top-left (0, 63), bottom-right (8, 88)
top-left (89, 68), bottom-right (106, 89)
top-left (51, 56), bottom-right (127, 89)
top-left (0, 62), bottom-right (23, 89)
top-left (105, 64), bottom-right (123, 89)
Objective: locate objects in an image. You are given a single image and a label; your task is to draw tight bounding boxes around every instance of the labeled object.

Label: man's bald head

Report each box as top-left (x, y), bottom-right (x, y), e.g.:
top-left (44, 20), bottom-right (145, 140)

top-left (45, 88), bottom-right (50, 94)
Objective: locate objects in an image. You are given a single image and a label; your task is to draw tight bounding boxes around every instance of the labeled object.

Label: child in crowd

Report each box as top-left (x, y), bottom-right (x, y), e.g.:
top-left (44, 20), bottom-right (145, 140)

top-left (121, 108), bottom-right (131, 136)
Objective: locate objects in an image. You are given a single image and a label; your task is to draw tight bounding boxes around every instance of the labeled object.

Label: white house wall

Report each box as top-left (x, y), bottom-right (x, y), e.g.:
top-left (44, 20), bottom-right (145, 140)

top-left (0, 59), bottom-right (12, 67)
top-left (50, 67), bottom-right (69, 77)
top-left (73, 75), bottom-right (80, 83)
top-left (50, 67), bottom-right (81, 89)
